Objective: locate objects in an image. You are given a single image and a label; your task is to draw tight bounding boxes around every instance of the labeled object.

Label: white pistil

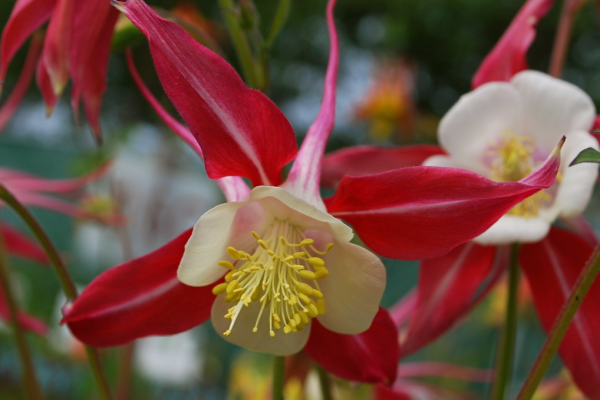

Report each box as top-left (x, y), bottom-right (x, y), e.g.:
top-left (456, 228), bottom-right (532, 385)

top-left (216, 219), bottom-right (333, 338)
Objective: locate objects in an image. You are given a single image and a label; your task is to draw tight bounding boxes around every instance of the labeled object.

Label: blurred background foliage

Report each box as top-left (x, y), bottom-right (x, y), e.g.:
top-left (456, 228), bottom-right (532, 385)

top-left (0, 0), bottom-right (598, 399)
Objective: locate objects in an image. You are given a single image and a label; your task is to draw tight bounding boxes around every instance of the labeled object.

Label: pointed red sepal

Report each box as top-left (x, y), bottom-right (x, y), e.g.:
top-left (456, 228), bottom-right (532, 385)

top-left (36, 58), bottom-right (59, 114)
top-left (1, 223), bottom-right (47, 264)
top-left (472, 0), bottom-right (554, 88)
top-left (70, 2), bottom-right (119, 142)
top-left (41, 0), bottom-right (74, 97)
top-left (114, 0), bottom-right (297, 187)
top-left (63, 229), bottom-right (217, 347)
top-left (0, 33), bottom-right (42, 134)
top-left (0, 0), bottom-right (56, 83)
top-left (325, 138), bottom-right (562, 260)
top-left (0, 293), bottom-right (48, 336)
top-left (304, 307), bottom-right (399, 384)
top-left (401, 243), bottom-right (505, 356)
top-left (520, 227), bottom-right (600, 400)
top-left (321, 145), bottom-right (446, 188)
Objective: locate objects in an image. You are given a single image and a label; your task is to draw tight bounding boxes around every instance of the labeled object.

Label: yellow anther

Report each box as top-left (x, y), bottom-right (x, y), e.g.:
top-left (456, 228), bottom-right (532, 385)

top-left (227, 247), bottom-right (241, 260)
top-left (225, 270), bottom-right (235, 282)
top-left (258, 240), bottom-right (268, 250)
top-left (251, 288), bottom-right (261, 301)
top-left (284, 325), bottom-right (292, 334)
top-left (226, 280), bottom-right (239, 294)
top-left (300, 311), bottom-right (310, 325)
top-left (274, 321), bottom-right (281, 330)
top-left (299, 293), bottom-right (311, 304)
top-left (223, 330), bottom-right (232, 337)
top-left (294, 313), bottom-right (302, 326)
top-left (252, 327), bottom-right (258, 333)
top-left (297, 282), bottom-right (315, 296)
top-left (300, 239), bottom-right (314, 246)
top-left (218, 261), bottom-right (235, 270)
top-left (312, 289), bottom-right (324, 299)
top-left (299, 270), bottom-right (317, 280)
top-left (289, 319), bottom-right (297, 329)
top-left (325, 243), bottom-right (334, 252)
top-left (280, 237), bottom-right (287, 246)
top-left (292, 265), bottom-right (305, 270)
top-left (314, 268), bottom-right (329, 279)
top-left (251, 231), bottom-right (260, 240)
top-left (317, 299), bottom-right (326, 315)
top-left (308, 304), bottom-right (319, 317)
top-left (270, 330), bottom-right (276, 337)
top-left (212, 283), bottom-right (228, 295)
top-left (273, 314), bottom-right (281, 322)
top-left (308, 257), bottom-right (325, 267)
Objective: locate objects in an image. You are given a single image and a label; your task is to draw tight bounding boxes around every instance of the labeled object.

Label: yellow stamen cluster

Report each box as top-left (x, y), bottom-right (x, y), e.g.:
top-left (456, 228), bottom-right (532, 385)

top-left (487, 131), bottom-right (551, 218)
top-left (211, 219), bottom-right (333, 338)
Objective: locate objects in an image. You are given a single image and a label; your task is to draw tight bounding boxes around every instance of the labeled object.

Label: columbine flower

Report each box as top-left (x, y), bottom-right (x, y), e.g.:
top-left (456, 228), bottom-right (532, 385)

top-left (64, 0), bottom-right (561, 381)
top-left (0, 0), bottom-right (119, 139)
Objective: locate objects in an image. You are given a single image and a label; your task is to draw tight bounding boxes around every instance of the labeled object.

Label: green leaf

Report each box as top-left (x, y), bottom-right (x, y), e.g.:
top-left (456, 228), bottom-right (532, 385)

top-left (570, 147), bottom-right (600, 166)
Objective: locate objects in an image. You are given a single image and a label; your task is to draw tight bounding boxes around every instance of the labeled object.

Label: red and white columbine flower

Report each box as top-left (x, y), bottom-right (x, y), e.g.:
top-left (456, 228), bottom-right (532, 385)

top-left (423, 70), bottom-right (598, 244)
top-left (64, 0), bottom-right (561, 381)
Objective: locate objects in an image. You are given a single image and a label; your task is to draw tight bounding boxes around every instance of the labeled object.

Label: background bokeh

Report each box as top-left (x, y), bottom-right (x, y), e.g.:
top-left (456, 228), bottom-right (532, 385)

top-left (0, 0), bottom-right (599, 398)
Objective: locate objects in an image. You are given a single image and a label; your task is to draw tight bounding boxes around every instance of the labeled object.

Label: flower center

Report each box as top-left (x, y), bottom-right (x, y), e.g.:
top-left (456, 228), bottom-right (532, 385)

top-left (211, 219), bottom-right (333, 338)
top-left (487, 131), bottom-right (551, 218)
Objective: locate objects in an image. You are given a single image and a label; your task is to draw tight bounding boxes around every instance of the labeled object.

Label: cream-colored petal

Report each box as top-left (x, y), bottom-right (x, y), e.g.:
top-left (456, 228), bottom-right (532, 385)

top-left (250, 186), bottom-right (353, 243)
top-left (511, 71), bottom-right (596, 153)
top-left (473, 215), bottom-right (550, 245)
top-left (307, 230), bottom-right (386, 334)
top-left (211, 295), bottom-right (310, 356)
top-left (178, 201), bottom-right (266, 286)
top-left (438, 82), bottom-right (523, 175)
top-left (551, 130), bottom-right (599, 218)
top-left (422, 154), bottom-right (477, 171)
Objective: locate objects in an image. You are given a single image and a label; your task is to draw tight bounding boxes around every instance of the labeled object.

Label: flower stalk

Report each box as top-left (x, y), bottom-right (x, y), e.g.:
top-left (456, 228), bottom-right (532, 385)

top-left (317, 364), bottom-right (334, 400)
top-left (272, 356), bottom-right (285, 400)
top-left (0, 221), bottom-right (44, 400)
top-left (516, 240), bottom-right (600, 400)
top-left (490, 243), bottom-right (521, 400)
top-left (0, 184), bottom-right (113, 400)
top-left (549, 0), bottom-right (585, 78)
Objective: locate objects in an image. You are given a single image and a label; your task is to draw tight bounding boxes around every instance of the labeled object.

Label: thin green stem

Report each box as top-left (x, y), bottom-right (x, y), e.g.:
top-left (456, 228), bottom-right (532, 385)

top-left (218, 0), bottom-right (262, 89)
top-left (490, 243), bottom-right (521, 400)
top-left (0, 184), bottom-right (113, 400)
top-left (272, 356), bottom-right (285, 400)
top-left (0, 223), bottom-right (44, 400)
top-left (264, 0), bottom-right (291, 48)
top-left (316, 364), bottom-right (333, 400)
top-left (516, 241), bottom-right (600, 400)
top-left (549, 0), bottom-right (585, 77)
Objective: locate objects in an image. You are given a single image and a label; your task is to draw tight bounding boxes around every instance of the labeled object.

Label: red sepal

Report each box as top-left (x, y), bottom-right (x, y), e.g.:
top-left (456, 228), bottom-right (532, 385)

top-left (304, 307), bottom-right (399, 384)
top-left (1, 223), bottom-right (47, 264)
top-left (320, 145), bottom-right (446, 188)
top-left (0, 292), bottom-right (48, 336)
top-left (520, 227), bottom-right (600, 400)
top-left (325, 142), bottom-right (561, 260)
top-left (472, 0), bottom-right (554, 88)
top-left (401, 243), bottom-right (505, 356)
top-left (63, 229), bottom-right (217, 347)
top-left (114, 0), bottom-right (297, 187)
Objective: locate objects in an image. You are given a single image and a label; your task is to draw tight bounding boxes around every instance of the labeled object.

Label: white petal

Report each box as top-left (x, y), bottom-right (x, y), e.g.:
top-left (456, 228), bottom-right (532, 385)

top-left (473, 215), bottom-right (550, 245)
top-left (550, 130), bottom-right (599, 218)
top-left (438, 82), bottom-right (523, 175)
top-left (511, 71), bottom-right (596, 153)
top-left (422, 154), bottom-right (473, 169)
top-left (178, 201), bottom-right (266, 286)
top-left (250, 186), bottom-right (353, 242)
top-left (210, 295), bottom-right (310, 356)
top-left (307, 230), bottom-right (386, 334)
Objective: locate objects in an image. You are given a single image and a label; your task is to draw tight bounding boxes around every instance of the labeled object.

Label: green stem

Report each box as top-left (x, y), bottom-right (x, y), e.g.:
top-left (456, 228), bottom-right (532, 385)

top-left (0, 184), bottom-right (113, 400)
top-left (264, 0), bottom-right (291, 48)
top-left (316, 364), bottom-right (333, 400)
top-left (490, 243), bottom-right (521, 400)
top-left (272, 356), bottom-right (285, 400)
top-left (0, 223), bottom-right (44, 400)
top-left (549, 0), bottom-right (584, 77)
top-left (218, 0), bottom-right (261, 89)
top-left (516, 241), bottom-right (600, 400)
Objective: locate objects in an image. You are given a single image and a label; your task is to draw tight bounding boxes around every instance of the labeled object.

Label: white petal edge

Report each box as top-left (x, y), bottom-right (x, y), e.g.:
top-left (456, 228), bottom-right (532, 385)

top-left (210, 295), bottom-right (311, 356)
top-left (473, 215), bottom-right (550, 245)
top-left (438, 82), bottom-right (523, 176)
top-left (250, 186), bottom-right (353, 243)
top-left (422, 154), bottom-right (475, 170)
top-left (549, 130), bottom-right (599, 219)
top-left (511, 71), bottom-right (596, 153)
top-left (307, 230), bottom-right (386, 334)
top-left (178, 201), bottom-right (266, 286)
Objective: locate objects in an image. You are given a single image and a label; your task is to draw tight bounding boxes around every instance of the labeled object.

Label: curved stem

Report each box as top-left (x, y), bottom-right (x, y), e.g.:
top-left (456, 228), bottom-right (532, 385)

top-left (549, 0), bottom-right (584, 77)
top-left (490, 243), bottom-right (520, 400)
top-left (0, 223), bottom-right (44, 400)
top-left (0, 184), bottom-right (113, 400)
top-left (516, 241), bottom-right (600, 400)
top-left (316, 364), bottom-right (334, 400)
top-left (272, 356), bottom-right (285, 400)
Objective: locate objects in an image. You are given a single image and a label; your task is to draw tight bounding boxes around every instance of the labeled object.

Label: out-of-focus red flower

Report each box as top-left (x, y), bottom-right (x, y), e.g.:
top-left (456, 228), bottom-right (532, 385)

top-left (0, 0), bottom-right (119, 140)
top-left (354, 59), bottom-right (417, 143)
